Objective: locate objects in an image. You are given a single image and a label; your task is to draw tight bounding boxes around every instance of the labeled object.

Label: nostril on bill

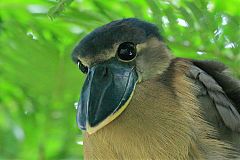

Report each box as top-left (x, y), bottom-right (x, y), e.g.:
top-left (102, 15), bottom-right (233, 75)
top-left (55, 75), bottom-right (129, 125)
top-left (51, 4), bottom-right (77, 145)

top-left (103, 67), bottom-right (108, 77)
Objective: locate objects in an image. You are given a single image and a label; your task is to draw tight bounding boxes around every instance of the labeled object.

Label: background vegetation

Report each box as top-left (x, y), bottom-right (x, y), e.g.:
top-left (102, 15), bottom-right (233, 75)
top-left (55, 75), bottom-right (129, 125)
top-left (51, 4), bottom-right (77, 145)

top-left (0, 0), bottom-right (239, 159)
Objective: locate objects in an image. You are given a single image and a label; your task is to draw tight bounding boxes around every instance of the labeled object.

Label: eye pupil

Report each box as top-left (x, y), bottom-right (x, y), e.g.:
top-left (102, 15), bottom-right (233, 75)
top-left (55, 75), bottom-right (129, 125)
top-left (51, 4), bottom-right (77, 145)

top-left (77, 61), bottom-right (88, 74)
top-left (117, 42), bottom-right (136, 61)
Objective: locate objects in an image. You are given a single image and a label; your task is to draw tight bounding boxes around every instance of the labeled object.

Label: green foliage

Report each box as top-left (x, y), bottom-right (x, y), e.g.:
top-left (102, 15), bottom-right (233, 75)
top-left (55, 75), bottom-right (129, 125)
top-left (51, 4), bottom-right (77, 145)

top-left (0, 0), bottom-right (239, 159)
top-left (48, 0), bottom-right (74, 19)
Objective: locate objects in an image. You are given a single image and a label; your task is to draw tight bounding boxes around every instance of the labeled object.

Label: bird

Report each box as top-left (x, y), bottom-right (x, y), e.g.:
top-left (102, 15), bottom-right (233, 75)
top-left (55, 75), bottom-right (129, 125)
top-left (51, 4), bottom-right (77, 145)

top-left (72, 18), bottom-right (240, 159)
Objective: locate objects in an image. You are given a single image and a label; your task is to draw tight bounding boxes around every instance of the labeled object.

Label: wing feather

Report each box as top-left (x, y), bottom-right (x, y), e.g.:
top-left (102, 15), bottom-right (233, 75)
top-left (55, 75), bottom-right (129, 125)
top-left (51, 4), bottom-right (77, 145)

top-left (188, 62), bottom-right (240, 132)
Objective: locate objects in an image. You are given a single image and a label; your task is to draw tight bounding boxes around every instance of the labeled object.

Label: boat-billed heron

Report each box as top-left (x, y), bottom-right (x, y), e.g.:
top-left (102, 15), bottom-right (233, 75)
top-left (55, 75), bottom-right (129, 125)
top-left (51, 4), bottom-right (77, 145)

top-left (72, 18), bottom-right (240, 159)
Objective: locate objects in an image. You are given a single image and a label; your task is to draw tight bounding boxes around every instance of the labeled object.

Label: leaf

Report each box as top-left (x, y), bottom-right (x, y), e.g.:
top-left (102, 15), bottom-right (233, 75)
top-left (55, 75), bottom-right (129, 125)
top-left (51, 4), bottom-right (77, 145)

top-left (48, 0), bottom-right (74, 19)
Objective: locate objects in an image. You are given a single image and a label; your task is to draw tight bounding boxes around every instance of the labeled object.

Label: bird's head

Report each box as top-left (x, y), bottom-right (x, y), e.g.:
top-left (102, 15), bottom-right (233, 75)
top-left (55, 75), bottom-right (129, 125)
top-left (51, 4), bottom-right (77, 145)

top-left (72, 18), bottom-right (172, 134)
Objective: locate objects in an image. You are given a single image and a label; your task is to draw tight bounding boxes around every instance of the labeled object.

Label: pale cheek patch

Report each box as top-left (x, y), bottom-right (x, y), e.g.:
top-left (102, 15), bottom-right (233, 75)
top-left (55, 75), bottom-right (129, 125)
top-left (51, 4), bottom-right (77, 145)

top-left (78, 45), bottom-right (119, 67)
top-left (135, 38), bottom-right (172, 81)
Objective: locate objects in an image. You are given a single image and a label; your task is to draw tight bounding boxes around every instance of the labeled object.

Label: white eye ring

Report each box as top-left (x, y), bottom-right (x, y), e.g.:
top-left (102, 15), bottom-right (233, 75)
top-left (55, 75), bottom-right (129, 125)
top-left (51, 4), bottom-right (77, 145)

top-left (77, 61), bottom-right (80, 69)
top-left (77, 60), bottom-right (88, 74)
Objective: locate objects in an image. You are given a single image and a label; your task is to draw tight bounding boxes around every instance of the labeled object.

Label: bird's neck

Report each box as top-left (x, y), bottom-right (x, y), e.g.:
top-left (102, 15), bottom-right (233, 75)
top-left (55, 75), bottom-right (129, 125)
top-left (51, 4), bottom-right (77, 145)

top-left (83, 59), bottom-right (230, 160)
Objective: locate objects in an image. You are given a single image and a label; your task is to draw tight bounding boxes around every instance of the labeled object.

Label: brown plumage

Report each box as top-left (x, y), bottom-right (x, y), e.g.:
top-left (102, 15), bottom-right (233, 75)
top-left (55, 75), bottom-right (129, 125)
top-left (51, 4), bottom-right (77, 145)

top-left (72, 18), bottom-right (240, 159)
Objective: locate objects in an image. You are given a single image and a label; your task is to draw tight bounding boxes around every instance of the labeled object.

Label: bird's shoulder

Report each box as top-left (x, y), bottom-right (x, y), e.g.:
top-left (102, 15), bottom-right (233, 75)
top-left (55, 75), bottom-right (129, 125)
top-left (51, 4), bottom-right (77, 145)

top-left (167, 58), bottom-right (240, 133)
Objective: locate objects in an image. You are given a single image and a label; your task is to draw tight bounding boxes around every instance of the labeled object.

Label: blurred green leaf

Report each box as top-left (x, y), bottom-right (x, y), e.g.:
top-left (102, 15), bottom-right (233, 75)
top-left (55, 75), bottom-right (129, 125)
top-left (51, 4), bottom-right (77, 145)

top-left (48, 0), bottom-right (74, 19)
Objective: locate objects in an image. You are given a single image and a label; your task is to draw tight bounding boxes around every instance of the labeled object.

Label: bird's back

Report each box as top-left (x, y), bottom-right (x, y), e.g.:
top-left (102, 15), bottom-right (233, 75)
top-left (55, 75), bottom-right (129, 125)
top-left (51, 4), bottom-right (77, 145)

top-left (189, 59), bottom-right (240, 157)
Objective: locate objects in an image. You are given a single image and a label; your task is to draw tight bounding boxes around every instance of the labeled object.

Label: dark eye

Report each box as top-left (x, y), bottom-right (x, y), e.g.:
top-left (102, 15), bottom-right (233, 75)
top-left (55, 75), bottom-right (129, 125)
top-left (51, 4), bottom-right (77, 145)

top-left (117, 42), bottom-right (136, 61)
top-left (77, 61), bottom-right (88, 74)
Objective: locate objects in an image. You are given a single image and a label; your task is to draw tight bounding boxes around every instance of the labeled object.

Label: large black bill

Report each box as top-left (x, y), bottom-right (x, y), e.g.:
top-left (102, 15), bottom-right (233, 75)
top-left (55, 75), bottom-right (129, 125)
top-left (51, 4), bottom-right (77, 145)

top-left (76, 59), bottom-right (138, 131)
